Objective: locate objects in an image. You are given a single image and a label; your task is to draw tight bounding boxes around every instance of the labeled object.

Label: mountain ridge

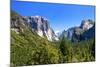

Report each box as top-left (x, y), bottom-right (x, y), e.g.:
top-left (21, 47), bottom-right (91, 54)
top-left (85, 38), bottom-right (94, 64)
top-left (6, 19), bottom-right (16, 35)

top-left (11, 11), bottom-right (95, 42)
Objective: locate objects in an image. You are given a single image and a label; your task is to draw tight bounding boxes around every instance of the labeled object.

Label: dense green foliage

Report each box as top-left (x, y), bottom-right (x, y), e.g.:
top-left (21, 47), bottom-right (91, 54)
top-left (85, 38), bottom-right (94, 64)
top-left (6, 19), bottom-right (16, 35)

top-left (11, 30), bottom-right (63, 66)
top-left (59, 36), bottom-right (74, 63)
top-left (11, 30), bottom-right (95, 66)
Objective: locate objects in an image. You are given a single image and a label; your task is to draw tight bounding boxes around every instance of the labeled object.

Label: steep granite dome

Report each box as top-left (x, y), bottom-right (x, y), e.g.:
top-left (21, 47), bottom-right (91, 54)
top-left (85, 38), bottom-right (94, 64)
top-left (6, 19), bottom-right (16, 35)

top-left (60, 19), bottom-right (95, 42)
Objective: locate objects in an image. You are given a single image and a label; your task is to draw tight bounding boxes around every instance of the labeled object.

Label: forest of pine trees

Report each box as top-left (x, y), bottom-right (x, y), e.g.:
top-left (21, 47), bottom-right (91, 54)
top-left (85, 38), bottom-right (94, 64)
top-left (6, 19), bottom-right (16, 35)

top-left (11, 31), bottom-right (95, 66)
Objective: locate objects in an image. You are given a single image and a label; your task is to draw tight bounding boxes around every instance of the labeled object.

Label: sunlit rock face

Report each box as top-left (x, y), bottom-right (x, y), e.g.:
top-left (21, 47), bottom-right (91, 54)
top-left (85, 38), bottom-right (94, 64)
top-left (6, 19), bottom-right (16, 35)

top-left (24, 16), bottom-right (59, 41)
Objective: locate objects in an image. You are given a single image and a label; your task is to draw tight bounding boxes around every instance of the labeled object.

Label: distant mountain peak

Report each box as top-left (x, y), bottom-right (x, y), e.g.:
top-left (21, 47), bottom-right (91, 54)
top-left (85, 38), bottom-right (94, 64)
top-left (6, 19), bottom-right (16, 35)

top-left (60, 19), bottom-right (95, 42)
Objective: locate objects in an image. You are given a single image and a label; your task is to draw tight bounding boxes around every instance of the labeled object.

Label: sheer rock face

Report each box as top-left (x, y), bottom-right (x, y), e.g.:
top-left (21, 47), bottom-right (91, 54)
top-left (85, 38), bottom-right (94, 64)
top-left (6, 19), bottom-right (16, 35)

top-left (23, 16), bottom-right (58, 41)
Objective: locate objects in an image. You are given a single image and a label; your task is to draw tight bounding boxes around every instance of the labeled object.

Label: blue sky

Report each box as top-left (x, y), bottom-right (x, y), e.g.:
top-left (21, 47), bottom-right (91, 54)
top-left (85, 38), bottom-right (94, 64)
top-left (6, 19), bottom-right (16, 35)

top-left (11, 0), bottom-right (95, 32)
